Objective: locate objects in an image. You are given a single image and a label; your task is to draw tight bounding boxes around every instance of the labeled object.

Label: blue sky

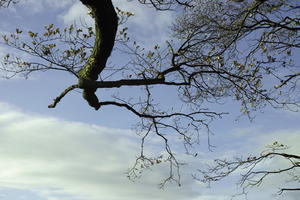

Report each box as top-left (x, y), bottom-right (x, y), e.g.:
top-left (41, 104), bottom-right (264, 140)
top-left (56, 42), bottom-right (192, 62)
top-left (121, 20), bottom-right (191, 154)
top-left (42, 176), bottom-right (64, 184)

top-left (0, 0), bottom-right (299, 200)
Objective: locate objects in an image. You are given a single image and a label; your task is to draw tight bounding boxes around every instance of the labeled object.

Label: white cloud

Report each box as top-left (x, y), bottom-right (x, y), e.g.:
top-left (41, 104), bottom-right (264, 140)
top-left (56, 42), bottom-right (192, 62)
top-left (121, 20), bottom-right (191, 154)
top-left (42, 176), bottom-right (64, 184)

top-left (0, 101), bottom-right (298, 200)
top-left (17, 0), bottom-right (73, 13)
top-left (113, 0), bottom-right (173, 46)
top-left (0, 102), bottom-right (205, 200)
top-left (58, 1), bottom-right (93, 26)
top-left (43, 0), bottom-right (74, 9)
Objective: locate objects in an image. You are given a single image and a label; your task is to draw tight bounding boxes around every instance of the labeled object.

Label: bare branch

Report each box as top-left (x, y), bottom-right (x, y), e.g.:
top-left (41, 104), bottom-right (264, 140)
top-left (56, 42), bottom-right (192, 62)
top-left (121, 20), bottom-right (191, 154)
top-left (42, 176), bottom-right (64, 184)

top-left (48, 84), bottom-right (79, 108)
top-left (196, 143), bottom-right (300, 196)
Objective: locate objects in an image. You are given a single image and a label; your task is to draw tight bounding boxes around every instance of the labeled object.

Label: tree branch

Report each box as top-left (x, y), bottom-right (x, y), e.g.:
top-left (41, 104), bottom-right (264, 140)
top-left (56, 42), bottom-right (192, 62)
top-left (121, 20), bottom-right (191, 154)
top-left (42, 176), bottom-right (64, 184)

top-left (78, 0), bottom-right (118, 110)
top-left (97, 100), bottom-right (222, 119)
top-left (279, 188), bottom-right (300, 194)
top-left (48, 84), bottom-right (79, 108)
top-left (78, 77), bottom-right (166, 89)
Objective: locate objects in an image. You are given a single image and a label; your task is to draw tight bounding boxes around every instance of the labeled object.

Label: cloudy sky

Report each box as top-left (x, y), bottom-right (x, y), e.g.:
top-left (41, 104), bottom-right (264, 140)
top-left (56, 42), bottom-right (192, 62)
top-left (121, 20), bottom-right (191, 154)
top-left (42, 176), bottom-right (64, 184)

top-left (0, 0), bottom-right (299, 200)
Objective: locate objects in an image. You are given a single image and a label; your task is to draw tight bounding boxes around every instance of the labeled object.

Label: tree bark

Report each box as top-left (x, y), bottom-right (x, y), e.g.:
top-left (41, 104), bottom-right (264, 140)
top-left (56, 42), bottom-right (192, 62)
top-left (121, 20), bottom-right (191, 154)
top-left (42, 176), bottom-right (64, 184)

top-left (78, 0), bottom-right (118, 110)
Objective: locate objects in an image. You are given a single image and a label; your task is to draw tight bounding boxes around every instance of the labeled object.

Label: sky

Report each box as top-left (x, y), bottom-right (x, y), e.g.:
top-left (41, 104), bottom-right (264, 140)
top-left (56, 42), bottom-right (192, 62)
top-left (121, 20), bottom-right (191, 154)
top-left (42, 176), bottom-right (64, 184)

top-left (0, 0), bottom-right (299, 200)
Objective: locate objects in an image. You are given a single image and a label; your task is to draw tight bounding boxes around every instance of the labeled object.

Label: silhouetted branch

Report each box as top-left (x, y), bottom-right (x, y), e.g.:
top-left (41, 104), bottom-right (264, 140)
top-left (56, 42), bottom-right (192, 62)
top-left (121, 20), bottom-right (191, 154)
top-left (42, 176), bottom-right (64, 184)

top-left (196, 143), bottom-right (300, 196)
top-left (48, 84), bottom-right (79, 108)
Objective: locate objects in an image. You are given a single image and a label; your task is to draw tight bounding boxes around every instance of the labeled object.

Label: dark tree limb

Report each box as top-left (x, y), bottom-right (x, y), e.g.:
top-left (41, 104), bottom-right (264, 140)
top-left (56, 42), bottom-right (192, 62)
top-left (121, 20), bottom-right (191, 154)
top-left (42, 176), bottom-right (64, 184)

top-left (78, 77), bottom-right (166, 89)
top-left (78, 0), bottom-right (118, 110)
top-left (279, 188), bottom-right (300, 194)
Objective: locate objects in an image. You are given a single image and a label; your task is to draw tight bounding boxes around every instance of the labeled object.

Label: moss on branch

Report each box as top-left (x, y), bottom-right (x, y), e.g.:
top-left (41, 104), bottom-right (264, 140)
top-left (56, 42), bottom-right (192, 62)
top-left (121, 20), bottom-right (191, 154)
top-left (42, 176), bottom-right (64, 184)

top-left (78, 0), bottom-right (118, 110)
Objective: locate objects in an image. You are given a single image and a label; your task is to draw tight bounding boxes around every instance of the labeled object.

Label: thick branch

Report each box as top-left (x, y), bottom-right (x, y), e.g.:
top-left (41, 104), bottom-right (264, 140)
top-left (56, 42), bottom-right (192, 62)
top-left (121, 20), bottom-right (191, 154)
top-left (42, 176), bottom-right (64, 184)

top-left (78, 77), bottom-right (166, 89)
top-left (78, 0), bottom-right (118, 110)
top-left (49, 77), bottom-right (186, 109)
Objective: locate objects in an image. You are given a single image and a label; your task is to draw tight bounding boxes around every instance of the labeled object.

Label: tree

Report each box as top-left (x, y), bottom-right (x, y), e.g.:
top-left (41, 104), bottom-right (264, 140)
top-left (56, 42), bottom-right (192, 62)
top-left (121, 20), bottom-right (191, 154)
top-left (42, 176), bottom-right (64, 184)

top-left (126, 0), bottom-right (300, 192)
top-left (0, 0), bottom-right (299, 195)
top-left (171, 0), bottom-right (300, 195)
